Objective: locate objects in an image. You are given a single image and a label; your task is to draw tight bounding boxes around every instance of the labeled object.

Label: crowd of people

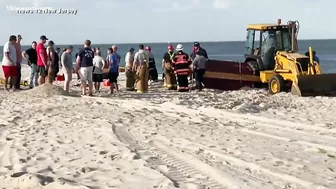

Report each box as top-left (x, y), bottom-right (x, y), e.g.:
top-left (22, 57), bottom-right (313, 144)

top-left (1, 34), bottom-right (208, 94)
top-left (124, 42), bottom-right (208, 93)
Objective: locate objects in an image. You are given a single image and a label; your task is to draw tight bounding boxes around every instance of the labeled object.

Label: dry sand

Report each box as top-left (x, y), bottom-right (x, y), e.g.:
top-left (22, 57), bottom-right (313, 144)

top-left (0, 65), bottom-right (336, 188)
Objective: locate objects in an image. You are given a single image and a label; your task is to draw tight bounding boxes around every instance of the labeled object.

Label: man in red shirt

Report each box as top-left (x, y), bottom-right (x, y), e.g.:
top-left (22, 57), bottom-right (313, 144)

top-left (36, 35), bottom-right (48, 85)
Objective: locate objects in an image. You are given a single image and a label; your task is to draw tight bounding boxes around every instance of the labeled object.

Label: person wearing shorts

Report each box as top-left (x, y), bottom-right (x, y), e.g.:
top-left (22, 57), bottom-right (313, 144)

top-left (92, 48), bottom-right (105, 93)
top-left (12, 34), bottom-right (22, 89)
top-left (36, 35), bottom-right (48, 85)
top-left (46, 40), bottom-right (57, 84)
top-left (22, 41), bottom-right (38, 88)
top-left (61, 45), bottom-right (73, 92)
top-left (108, 48), bottom-right (119, 94)
top-left (2, 35), bottom-right (18, 91)
top-left (76, 40), bottom-right (94, 96)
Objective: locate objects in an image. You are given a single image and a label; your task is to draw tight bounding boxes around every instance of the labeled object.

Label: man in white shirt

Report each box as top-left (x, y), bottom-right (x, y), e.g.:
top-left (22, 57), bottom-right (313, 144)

top-left (2, 35), bottom-right (18, 91)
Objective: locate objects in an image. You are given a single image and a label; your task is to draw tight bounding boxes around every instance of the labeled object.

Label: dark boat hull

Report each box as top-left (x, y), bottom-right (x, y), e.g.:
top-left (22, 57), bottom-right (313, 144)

top-left (203, 60), bottom-right (261, 90)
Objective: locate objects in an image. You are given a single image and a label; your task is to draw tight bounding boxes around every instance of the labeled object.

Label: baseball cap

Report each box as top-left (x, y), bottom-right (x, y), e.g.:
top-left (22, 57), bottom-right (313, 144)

top-left (40, 35), bottom-right (48, 40)
top-left (193, 41), bottom-right (200, 47)
top-left (168, 44), bottom-right (173, 50)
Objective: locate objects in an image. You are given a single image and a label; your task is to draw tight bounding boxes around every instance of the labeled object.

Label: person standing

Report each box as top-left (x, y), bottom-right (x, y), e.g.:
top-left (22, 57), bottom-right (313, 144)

top-left (11, 34), bottom-right (22, 89)
top-left (108, 48), bottom-right (120, 94)
top-left (192, 51), bottom-right (207, 91)
top-left (61, 46), bottom-right (74, 92)
top-left (46, 40), bottom-right (57, 84)
top-left (191, 41), bottom-right (208, 59)
top-left (145, 46), bottom-right (158, 82)
top-left (162, 45), bottom-right (177, 90)
top-left (2, 35), bottom-right (17, 91)
top-left (22, 41), bottom-right (38, 88)
top-left (172, 44), bottom-right (190, 92)
top-left (112, 45), bottom-right (121, 64)
top-left (36, 35), bottom-right (48, 85)
top-left (125, 48), bottom-right (135, 91)
top-left (92, 48), bottom-right (105, 93)
top-left (76, 40), bottom-right (94, 96)
top-left (133, 44), bottom-right (149, 93)
top-left (75, 48), bottom-right (81, 81)
top-left (54, 47), bottom-right (61, 79)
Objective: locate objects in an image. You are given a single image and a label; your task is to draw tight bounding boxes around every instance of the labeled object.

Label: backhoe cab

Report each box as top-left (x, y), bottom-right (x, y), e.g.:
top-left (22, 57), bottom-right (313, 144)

top-left (244, 19), bottom-right (298, 71)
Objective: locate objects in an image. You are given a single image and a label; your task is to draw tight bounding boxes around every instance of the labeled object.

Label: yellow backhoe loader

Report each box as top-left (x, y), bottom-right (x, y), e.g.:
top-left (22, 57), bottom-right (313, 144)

top-left (204, 19), bottom-right (336, 96)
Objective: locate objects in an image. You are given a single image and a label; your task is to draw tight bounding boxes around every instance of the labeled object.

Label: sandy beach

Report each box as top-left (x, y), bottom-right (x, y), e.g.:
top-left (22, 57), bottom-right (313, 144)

top-left (0, 65), bottom-right (336, 188)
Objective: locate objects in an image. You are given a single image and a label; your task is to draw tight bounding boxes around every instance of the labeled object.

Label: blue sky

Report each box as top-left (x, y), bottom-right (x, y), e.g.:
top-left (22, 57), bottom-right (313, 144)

top-left (1, 0), bottom-right (335, 45)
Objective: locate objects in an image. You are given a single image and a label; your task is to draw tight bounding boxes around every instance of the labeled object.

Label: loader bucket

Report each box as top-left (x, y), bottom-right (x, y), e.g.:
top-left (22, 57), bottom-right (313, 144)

top-left (291, 74), bottom-right (336, 96)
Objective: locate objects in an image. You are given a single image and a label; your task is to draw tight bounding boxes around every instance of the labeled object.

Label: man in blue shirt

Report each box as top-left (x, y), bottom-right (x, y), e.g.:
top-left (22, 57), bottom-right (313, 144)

top-left (108, 48), bottom-right (119, 94)
top-left (305, 51), bottom-right (320, 64)
top-left (76, 40), bottom-right (94, 96)
top-left (313, 51), bottom-right (320, 63)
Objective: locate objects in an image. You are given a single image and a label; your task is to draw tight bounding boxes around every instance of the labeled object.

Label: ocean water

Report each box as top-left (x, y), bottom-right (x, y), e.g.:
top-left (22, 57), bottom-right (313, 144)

top-left (0, 40), bottom-right (335, 73)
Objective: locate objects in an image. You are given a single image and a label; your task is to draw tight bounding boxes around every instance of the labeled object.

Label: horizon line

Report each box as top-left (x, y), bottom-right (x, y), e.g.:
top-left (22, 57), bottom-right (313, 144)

top-left (49, 38), bottom-right (336, 46)
top-left (13, 38), bottom-right (336, 46)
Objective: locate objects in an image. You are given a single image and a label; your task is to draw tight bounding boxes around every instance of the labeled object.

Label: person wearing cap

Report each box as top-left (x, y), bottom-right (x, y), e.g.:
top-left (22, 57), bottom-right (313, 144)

top-left (133, 44), bottom-right (149, 93)
top-left (61, 46), bottom-right (74, 92)
top-left (125, 47), bottom-right (135, 91)
top-left (161, 45), bottom-right (177, 90)
top-left (11, 34), bottom-right (22, 89)
top-left (192, 51), bottom-right (207, 91)
top-left (46, 40), bottom-right (57, 83)
top-left (305, 51), bottom-right (320, 64)
top-left (172, 44), bottom-right (191, 92)
top-left (36, 35), bottom-right (48, 84)
top-left (2, 35), bottom-right (18, 91)
top-left (145, 46), bottom-right (158, 82)
top-left (22, 41), bottom-right (38, 88)
top-left (192, 41), bottom-right (208, 59)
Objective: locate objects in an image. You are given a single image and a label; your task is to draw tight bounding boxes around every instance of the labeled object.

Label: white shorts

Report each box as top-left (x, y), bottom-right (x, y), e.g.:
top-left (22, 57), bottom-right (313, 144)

top-left (79, 66), bottom-right (93, 82)
top-left (63, 69), bottom-right (72, 81)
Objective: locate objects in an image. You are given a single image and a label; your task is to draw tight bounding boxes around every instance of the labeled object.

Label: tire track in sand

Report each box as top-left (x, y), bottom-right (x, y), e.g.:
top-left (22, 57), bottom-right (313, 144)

top-left (211, 111), bottom-right (336, 155)
top-left (114, 123), bottom-right (281, 188)
top-left (128, 127), bottom-right (282, 189)
top-left (112, 124), bottom-right (199, 188)
top-left (156, 135), bottom-right (329, 189)
top-left (115, 101), bottom-right (333, 188)
top-left (160, 103), bottom-right (336, 154)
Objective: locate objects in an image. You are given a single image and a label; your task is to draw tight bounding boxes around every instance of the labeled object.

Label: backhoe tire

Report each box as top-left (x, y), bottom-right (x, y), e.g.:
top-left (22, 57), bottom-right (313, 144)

top-left (268, 74), bottom-right (285, 94)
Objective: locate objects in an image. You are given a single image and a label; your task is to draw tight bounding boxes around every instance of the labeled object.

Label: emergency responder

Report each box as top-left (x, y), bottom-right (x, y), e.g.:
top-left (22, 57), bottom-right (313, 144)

top-left (190, 41), bottom-right (208, 60)
top-left (145, 46), bottom-right (158, 82)
top-left (172, 44), bottom-right (190, 92)
top-left (162, 45), bottom-right (177, 89)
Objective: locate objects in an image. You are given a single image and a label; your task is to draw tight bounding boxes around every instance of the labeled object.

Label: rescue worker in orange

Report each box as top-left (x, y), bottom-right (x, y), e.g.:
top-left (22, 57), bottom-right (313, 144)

top-left (172, 44), bottom-right (191, 92)
top-left (162, 44), bottom-right (177, 90)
